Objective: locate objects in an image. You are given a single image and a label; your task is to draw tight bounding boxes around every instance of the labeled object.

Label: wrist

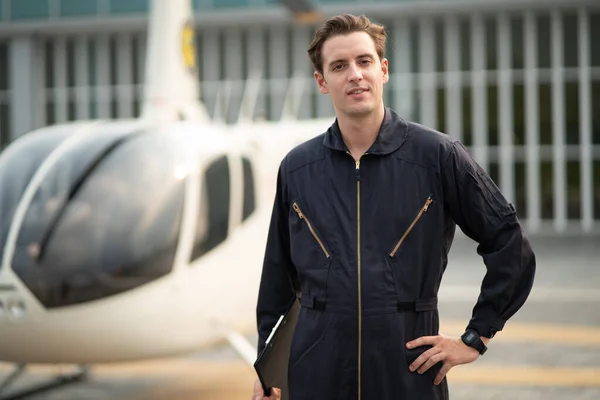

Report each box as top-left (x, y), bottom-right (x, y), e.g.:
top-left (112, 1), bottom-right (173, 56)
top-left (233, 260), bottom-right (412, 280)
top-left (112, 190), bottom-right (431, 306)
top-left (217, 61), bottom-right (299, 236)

top-left (461, 329), bottom-right (488, 355)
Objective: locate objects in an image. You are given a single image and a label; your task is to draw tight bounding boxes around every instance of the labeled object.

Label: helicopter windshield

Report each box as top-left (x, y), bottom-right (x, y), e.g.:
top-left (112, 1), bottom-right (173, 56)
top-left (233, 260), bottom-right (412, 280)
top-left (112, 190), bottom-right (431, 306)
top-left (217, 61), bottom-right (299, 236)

top-left (0, 128), bottom-right (76, 266)
top-left (12, 132), bottom-right (185, 308)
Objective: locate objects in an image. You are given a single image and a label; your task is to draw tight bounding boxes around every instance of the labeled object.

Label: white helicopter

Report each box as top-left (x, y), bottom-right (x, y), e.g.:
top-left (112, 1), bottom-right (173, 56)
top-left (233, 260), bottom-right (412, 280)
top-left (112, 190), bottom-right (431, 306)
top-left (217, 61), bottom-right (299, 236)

top-left (0, 0), bottom-right (331, 396)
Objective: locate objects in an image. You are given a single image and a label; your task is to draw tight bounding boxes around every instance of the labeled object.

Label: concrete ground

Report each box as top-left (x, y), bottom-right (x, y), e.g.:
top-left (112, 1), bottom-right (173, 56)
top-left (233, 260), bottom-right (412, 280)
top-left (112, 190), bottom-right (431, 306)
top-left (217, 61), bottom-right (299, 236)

top-left (1, 234), bottom-right (599, 399)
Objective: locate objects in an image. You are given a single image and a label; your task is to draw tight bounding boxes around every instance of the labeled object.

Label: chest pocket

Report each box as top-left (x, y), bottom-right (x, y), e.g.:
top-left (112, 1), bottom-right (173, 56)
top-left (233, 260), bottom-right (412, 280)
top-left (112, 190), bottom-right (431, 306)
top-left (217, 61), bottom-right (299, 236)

top-left (293, 202), bottom-right (330, 259)
top-left (290, 202), bottom-right (332, 269)
top-left (389, 195), bottom-right (433, 258)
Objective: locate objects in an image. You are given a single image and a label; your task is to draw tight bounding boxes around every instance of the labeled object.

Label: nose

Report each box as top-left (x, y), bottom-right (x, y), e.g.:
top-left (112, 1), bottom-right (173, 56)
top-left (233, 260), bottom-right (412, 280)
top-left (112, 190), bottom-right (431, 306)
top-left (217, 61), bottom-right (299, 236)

top-left (347, 63), bottom-right (363, 82)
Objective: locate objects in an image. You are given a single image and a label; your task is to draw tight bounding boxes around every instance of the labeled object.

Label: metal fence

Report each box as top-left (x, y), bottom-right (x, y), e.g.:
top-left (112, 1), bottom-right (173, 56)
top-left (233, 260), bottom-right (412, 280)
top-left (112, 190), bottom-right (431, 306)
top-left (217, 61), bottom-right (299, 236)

top-left (0, 4), bottom-right (598, 234)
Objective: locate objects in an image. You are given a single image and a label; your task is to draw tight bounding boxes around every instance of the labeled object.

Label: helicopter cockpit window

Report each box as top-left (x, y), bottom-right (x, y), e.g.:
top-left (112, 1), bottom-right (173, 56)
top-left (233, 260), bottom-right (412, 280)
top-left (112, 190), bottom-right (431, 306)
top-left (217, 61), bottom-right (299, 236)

top-left (12, 133), bottom-right (185, 308)
top-left (0, 129), bottom-right (73, 265)
top-left (242, 157), bottom-right (256, 221)
top-left (190, 155), bottom-right (231, 262)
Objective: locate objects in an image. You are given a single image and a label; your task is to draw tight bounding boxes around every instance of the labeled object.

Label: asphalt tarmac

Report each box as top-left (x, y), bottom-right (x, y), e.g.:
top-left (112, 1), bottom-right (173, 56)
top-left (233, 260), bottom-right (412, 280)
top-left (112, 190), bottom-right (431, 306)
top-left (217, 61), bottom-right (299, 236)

top-left (1, 234), bottom-right (599, 399)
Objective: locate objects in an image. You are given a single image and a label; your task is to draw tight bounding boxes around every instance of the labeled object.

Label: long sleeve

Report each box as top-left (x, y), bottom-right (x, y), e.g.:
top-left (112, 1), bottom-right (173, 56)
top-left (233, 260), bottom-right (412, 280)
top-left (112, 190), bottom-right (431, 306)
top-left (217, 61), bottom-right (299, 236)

top-left (256, 161), bottom-right (299, 355)
top-left (442, 141), bottom-right (536, 338)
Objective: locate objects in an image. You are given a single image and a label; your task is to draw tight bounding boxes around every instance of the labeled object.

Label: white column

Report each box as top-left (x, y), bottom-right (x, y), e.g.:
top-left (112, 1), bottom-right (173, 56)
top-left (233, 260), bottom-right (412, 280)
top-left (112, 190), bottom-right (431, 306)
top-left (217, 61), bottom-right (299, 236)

top-left (551, 9), bottom-right (567, 232)
top-left (75, 36), bottom-right (90, 120)
top-left (116, 33), bottom-right (134, 119)
top-left (202, 29), bottom-right (220, 120)
top-left (53, 36), bottom-right (68, 123)
top-left (95, 35), bottom-right (111, 119)
top-left (244, 27), bottom-right (266, 121)
top-left (444, 15), bottom-right (462, 141)
top-left (9, 36), bottom-right (36, 140)
top-left (136, 33), bottom-right (147, 117)
top-left (471, 14), bottom-right (488, 171)
top-left (497, 12), bottom-right (515, 204)
top-left (418, 16), bottom-right (437, 129)
top-left (578, 7), bottom-right (593, 232)
top-left (393, 18), bottom-right (413, 120)
top-left (2, 1), bottom-right (9, 21)
top-left (224, 27), bottom-right (243, 123)
top-left (35, 39), bottom-right (47, 128)
top-left (49, 0), bottom-right (59, 18)
top-left (524, 11), bottom-right (542, 232)
top-left (291, 25), bottom-right (311, 119)
top-left (269, 25), bottom-right (288, 121)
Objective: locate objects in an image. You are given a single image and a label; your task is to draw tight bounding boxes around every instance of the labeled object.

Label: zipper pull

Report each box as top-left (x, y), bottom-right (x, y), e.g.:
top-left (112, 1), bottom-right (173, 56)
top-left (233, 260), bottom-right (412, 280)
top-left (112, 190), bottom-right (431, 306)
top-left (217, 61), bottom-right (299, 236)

top-left (423, 196), bottom-right (433, 212)
top-left (293, 203), bottom-right (304, 219)
top-left (355, 159), bottom-right (361, 181)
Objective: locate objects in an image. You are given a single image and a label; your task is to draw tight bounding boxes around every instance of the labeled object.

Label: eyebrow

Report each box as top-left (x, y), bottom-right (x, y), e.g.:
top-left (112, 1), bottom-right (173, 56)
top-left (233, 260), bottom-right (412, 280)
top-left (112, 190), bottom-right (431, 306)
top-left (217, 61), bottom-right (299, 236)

top-left (327, 53), bottom-right (375, 68)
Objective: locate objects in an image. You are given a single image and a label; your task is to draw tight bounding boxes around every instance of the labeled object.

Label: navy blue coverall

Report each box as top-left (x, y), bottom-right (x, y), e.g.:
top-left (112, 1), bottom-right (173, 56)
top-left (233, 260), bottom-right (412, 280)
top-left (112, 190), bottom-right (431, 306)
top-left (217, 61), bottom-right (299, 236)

top-left (256, 107), bottom-right (536, 400)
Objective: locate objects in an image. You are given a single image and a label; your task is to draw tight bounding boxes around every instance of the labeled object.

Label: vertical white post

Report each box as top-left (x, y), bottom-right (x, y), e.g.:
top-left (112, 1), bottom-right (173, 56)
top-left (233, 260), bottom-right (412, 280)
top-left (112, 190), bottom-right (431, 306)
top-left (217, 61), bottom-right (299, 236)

top-left (245, 27), bottom-right (265, 121)
top-left (75, 36), bottom-right (90, 120)
top-left (95, 35), bottom-right (111, 119)
top-left (268, 26), bottom-right (288, 121)
top-left (393, 18), bottom-right (413, 120)
top-left (2, 0), bottom-right (9, 21)
top-left (471, 14), bottom-right (488, 171)
top-left (551, 9), bottom-right (567, 232)
top-left (444, 15), bottom-right (462, 141)
top-left (418, 16), bottom-right (436, 129)
top-left (224, 27), bottom-right (243, 123)
top-left (9, 36), bottom-right (36, 139)
top-left (578, 7), bottom-right (593, 232)
top-left (497, 12), bottom-right (515, 204)
top-left (49, 0), bottom-right (59, 18)
top-left (53, 36), bottom-right (68, 123)
top-left (291, 25), bottom-right (311, 119)
top-left (35, 38), bottom-right (47, 128)
top-left (136, 33), bottom-right (146, 116)
top-left (116, 33), bottom-right (134, 119)
top-left (524, 11), bottom-right (542, 233)
top-left (202, 29), bottom-right (220, 120)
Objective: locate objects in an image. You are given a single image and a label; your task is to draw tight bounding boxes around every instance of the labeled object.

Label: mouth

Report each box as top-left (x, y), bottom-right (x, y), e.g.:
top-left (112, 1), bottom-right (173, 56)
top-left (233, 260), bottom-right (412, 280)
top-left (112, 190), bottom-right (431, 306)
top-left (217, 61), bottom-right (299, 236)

top-left (347, 88), bottom-right (369, 96)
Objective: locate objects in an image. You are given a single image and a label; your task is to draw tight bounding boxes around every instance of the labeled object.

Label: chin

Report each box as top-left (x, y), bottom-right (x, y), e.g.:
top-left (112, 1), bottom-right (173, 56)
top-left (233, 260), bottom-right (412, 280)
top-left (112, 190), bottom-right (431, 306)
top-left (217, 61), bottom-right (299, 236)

top-left (344, 104), bottom-right (375, 118)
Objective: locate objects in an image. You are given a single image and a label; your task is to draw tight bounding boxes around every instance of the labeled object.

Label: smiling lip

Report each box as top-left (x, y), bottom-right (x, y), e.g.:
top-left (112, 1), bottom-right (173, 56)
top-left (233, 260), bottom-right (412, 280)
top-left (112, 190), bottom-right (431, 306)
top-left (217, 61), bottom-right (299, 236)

top-left (347, 88), bottom-right (369, 95)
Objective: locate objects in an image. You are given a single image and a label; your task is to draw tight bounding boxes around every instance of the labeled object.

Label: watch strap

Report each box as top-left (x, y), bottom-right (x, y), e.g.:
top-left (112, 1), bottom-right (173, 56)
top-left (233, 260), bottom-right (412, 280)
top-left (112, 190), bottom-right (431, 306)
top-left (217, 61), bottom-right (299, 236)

top-left (461, 330), bottom-right (487, 355)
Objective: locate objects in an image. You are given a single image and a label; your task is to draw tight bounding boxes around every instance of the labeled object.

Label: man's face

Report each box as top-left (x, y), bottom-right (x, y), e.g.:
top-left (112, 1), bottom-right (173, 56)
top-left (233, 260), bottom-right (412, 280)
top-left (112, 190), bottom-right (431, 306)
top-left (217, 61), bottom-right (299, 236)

top-left (315, 31), bottom-right (389, 119)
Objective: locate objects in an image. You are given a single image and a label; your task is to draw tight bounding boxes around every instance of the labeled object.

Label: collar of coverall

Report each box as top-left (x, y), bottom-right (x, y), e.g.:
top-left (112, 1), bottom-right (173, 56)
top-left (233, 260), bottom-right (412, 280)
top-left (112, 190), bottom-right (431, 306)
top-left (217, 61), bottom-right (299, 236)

top-left (322, 106), bottom-right (408, 156)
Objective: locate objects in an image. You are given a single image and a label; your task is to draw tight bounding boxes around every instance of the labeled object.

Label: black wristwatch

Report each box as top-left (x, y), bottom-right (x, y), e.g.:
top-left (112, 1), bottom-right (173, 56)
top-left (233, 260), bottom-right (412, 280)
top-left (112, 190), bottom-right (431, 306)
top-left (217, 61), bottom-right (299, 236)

top-left (461, 329), bottom-right (487, 355)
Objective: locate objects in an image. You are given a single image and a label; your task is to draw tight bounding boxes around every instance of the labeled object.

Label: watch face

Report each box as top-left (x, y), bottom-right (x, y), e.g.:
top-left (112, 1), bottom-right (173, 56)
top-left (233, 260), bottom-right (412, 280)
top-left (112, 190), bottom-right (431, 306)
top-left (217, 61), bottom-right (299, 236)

top-left (465, 332), bottom-right (476, 343)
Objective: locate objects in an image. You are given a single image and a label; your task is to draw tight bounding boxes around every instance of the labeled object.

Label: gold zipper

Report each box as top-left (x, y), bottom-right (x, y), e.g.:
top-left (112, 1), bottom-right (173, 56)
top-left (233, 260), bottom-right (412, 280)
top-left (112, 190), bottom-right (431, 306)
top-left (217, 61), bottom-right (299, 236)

top-left (389, 196), bottom-right (433, 257)
top-left (356, 157), bottom-right (362, 400)
top-left (292, 203), bottom-right (330, 259)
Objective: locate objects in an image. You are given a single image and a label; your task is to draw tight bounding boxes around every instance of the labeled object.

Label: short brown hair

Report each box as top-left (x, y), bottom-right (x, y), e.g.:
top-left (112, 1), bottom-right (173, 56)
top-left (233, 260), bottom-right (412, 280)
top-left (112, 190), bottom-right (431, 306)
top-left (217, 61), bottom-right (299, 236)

top-left (307, 14), bottom-right (387, 75)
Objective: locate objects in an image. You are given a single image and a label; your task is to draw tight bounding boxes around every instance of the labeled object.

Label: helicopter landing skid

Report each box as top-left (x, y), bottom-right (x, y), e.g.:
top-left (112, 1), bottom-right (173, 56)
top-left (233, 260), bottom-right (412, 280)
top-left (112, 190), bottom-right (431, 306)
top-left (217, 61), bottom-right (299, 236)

top-left (0, 363), bottom-right (90, 400)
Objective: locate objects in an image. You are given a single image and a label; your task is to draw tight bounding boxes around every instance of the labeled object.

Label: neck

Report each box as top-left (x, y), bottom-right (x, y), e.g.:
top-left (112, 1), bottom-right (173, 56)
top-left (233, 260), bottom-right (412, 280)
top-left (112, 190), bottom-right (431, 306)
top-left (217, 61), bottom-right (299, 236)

top-left (337, 105), bottom-right (385, 160)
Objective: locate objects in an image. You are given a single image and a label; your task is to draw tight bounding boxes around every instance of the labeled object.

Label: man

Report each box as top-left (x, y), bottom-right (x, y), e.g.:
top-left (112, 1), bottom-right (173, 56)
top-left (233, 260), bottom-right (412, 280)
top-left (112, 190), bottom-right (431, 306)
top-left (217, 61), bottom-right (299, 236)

top-left (253, 14), bottom-right (535, 400)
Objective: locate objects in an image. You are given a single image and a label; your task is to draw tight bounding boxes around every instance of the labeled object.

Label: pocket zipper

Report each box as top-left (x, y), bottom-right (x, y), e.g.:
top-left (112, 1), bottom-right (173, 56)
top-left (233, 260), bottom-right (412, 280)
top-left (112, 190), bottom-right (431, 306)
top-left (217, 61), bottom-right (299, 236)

top-left (292, 202), bottom-right (330, 259)
top-left (389, 196), bottom-right (433, 257)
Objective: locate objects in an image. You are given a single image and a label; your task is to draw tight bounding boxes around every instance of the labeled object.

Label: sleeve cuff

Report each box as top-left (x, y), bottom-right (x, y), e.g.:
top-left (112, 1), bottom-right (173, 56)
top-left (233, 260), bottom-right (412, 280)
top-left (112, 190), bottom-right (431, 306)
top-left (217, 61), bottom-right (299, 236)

top-left (466, 317), bottom-right (506, 339)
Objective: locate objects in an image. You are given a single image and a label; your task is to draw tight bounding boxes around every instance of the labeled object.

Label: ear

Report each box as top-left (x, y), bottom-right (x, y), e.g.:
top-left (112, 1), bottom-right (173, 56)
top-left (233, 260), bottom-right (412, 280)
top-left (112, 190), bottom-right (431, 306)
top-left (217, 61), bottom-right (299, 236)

top-left (314, 71), bottom-right (329, 94)
top-left (381, 58), bottom-right (389, 84)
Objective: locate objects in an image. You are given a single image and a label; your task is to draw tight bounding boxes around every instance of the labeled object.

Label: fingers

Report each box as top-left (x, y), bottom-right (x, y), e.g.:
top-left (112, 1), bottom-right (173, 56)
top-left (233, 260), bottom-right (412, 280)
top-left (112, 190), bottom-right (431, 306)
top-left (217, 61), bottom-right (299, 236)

top-left (408, 346), bottom-right (440, 373)
top-left (252, 378), bottom-right (266, 400)
top-left (406, 335), bottom-right (441, 350)
top-left (270, 387), bottom-right (281, 399)
top-left (417, 351), bottom-right (444, 375)
top-left (434, 362), bottom-right (452, 385)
